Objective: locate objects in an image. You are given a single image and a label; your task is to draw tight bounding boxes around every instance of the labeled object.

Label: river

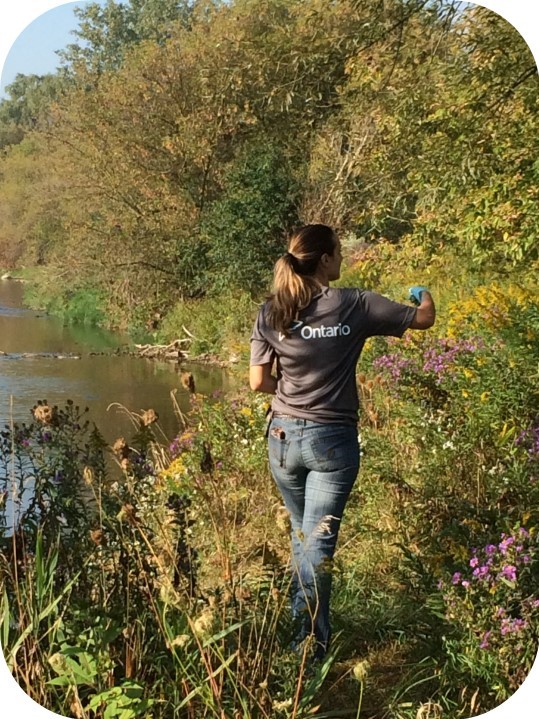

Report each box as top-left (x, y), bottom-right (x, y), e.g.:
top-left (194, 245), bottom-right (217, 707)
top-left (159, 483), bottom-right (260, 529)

top-left (0, 279), bottom-right (231, 446)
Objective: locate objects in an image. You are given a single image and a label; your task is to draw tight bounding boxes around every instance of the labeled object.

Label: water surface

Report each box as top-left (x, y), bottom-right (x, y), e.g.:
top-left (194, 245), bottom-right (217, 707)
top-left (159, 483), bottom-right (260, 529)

top-left (0, 280), bottom-right (229, 444)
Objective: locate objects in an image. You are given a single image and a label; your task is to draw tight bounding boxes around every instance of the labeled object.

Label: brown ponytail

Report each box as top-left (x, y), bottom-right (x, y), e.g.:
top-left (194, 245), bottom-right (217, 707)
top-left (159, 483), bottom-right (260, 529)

top-left (266, 224), bottom-right (336, 335)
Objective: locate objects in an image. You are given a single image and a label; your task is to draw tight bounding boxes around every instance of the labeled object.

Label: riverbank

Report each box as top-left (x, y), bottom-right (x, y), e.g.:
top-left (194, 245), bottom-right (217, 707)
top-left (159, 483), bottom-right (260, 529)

top-left (4, 266), bottom-right (253, 370)
top-left (2, 298), bottom-right (539, 718)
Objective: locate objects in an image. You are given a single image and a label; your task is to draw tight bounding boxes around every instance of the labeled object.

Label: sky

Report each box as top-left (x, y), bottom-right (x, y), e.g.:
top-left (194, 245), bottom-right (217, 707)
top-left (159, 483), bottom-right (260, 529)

top-left (0, 0), bottom-right (108, 97)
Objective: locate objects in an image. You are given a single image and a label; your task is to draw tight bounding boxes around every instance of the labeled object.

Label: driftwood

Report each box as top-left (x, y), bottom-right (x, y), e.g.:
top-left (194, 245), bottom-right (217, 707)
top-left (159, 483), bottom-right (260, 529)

top-left (134, 338), bottom-right (191, 361)
top-left (0, 351), bottom-right (82, 359)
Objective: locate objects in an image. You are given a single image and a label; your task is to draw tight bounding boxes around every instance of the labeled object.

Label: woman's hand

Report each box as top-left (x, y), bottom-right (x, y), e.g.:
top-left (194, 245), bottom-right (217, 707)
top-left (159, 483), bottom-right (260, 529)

top-left (408, 288), bottom-right (435, 329)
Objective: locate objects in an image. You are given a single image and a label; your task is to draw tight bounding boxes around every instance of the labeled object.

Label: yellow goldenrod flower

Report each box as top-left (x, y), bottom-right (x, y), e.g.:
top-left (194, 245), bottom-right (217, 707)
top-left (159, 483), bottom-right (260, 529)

top-left (480, 391), bottom-right (490, 402)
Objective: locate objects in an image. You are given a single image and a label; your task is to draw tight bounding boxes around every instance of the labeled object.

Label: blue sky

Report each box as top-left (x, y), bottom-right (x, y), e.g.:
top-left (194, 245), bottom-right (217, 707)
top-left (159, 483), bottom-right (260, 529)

top-left (0, 1), bottom-right (108, 97)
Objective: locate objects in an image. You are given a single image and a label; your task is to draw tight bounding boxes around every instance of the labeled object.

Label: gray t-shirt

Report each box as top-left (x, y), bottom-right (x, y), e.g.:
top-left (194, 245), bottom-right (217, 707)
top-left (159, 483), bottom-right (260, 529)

top-left (250, 287), bottom-right (416, 425)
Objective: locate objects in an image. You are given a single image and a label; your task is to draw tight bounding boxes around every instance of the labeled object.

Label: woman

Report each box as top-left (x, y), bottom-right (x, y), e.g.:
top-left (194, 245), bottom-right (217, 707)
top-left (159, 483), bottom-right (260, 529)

top-left (249, 224), bottom-right (435, 660)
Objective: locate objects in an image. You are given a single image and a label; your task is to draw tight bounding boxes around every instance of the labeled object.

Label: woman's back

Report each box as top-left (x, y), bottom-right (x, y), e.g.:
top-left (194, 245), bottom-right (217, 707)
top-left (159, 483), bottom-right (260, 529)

top-left (252, 286), bottom-right (415, 424)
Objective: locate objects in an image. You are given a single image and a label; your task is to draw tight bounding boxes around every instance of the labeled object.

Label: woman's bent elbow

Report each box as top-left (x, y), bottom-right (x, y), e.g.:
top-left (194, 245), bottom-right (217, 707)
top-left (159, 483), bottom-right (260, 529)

top-left (409, 313), bottom-right (436, 330)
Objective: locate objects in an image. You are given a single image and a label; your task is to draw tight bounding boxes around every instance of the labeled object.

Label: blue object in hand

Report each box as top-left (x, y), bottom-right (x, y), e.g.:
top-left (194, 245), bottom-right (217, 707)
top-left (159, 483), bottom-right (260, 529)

top-left (409, 286), bottom-right (429, 306)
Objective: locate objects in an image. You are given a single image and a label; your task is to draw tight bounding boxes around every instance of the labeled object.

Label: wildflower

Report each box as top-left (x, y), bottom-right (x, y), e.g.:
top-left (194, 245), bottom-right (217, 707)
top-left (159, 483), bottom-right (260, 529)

top-left (89, 528), bottom-right (104, 546)
top-left (112, 437), bottom-right (130, 459)
top-left (501, 617), bottom-right (527, 635)
top-left (33, 404), bottom-right (56, 425)
top-left (117, 503), bottom-right (138, 525)
top-left (479, 630), bottom-right (491, 649)
top-left (498, 536), bottom-right (514, 554)
top-left (82, 465), bottom-right (95, 486)
top-left (480, 391), bottom-right (490, 402)
top-left (472, 565), bottom-right (490, 581)
top-left (452, 572), bottom-right (462, 585)
top-left (470, 557), bottom-right (479, 568)
top-left (169, 634), bottom-right (190, 649)
top-left (485, 544), bottom-right (497, 556)
top-left (192, 608), bottom-right (216, 639)
top-left (372, 353), bottom-right (414, 382)
top-left (500, 565), bottom-right (517, 582)
top-left (352, 660), bottom-right (370, 682)
top-left (272, 699), bottom-right (293, 711)
top-left (462, 580), bottom-right (470, 589)
top-left (141, 408), bottom-right (159, 426)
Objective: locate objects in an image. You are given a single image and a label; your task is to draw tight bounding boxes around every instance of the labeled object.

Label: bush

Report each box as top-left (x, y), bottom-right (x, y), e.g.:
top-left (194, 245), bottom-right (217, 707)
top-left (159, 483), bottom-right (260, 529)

top-left (200, 139), bottom-right (301, 296)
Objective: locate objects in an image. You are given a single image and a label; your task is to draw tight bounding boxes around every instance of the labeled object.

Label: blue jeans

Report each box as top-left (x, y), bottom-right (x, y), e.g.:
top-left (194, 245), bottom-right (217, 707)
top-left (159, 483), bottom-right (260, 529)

top-left (268, 416), bottom-right (359, 659)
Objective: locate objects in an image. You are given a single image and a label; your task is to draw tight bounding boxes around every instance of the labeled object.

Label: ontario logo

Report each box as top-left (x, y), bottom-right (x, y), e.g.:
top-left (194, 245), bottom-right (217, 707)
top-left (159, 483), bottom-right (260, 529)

top-left (278, 320), bottom-right (351, 341)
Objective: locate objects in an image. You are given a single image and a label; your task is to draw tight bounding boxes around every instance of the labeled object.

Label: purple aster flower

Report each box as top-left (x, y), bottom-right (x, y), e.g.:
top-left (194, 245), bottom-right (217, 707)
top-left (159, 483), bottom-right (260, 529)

top-left (498, 536), bottom-right (514, 554)
top-left (473, 565), bottom-right (490, 581)
top-left (479, 631), bottom-right (491, 649)
top-left (500, 565), bottom-right (517, 582)
top-left (462, 580), bottom-right (471, 589)
top-left (485, 544), bottom-right (497, 556)
top-left (452, 572), bottom-right (462, 585)
top-left (470, 557), bottom-right (479, 568)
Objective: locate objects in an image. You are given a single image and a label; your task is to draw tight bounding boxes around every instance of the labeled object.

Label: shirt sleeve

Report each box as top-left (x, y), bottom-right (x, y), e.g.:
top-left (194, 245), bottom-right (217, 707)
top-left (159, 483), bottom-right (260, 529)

top-left (250, 307), bottom-right (275, 366)
top-left (360, 290), bottom-right (416, 338)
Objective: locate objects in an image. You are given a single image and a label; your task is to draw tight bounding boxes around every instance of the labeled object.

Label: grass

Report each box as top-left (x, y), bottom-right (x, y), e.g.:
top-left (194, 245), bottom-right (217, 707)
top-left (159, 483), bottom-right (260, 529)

top-left (1, 246), bottom-right (538, 717)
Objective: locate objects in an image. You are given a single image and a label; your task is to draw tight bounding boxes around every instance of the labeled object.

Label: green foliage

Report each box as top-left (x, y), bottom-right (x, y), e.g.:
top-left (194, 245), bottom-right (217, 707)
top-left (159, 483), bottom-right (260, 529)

top-left (25, 283), bottom-right (107, 326)
top-left (58, 0), bottom-right (194, 74)
top-left (1, 1), bottom-right (537, 331)
top-left (158, 290), bottom-right (256, 357)
top-left (202, 140), bottom-right (301, 294)
top-left (0, 392), bottom-right (327, 717)
top-left (0, 73), bottom-right (67, 148)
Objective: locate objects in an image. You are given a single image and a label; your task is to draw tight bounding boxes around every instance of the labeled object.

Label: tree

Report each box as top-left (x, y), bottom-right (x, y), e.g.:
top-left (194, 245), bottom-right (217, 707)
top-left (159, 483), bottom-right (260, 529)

top-left (201, 139), bottom-right (301, 294)
top-left (0, 73), bottom-right (67, 148)
top-left (58, 0), bottom-right (195, 74)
